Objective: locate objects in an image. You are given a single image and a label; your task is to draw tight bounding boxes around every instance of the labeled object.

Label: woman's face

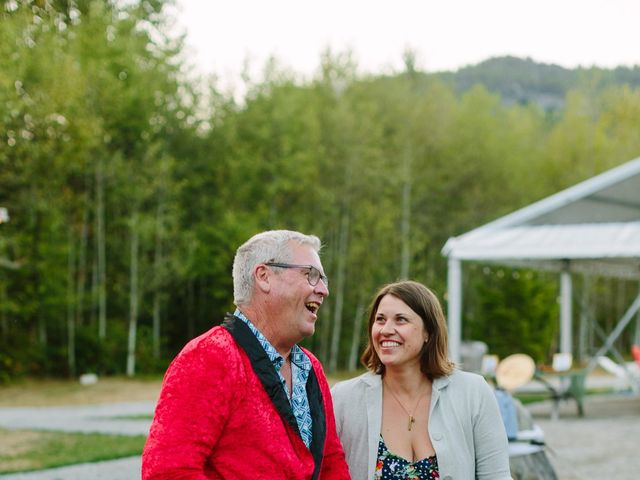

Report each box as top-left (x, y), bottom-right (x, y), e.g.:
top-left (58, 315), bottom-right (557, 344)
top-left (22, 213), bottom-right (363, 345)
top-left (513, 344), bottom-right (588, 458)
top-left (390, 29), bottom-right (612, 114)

top-left (371, 294), bottom-right (427, 371)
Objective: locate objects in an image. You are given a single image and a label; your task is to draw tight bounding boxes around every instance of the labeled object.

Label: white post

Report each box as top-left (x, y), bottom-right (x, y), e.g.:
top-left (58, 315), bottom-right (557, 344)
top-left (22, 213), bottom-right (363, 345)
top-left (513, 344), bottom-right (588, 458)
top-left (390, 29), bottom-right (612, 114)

top-left (447, 257), bottom-right (462, 364)
top-left (560, 265), bottom-right (573, 355)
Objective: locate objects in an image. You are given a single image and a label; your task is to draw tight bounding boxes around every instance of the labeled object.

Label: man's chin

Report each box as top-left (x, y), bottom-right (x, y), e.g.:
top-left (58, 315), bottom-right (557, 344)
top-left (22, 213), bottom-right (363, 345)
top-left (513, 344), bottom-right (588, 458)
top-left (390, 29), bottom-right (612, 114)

top-left (300, 321), bottom-right (316, 339)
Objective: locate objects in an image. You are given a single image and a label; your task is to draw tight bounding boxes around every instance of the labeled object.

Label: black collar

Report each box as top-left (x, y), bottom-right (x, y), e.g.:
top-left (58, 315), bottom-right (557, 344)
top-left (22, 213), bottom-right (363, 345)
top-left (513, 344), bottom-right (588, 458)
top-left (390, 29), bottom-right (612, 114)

top-left (222, 314), bottom-right (326, 479)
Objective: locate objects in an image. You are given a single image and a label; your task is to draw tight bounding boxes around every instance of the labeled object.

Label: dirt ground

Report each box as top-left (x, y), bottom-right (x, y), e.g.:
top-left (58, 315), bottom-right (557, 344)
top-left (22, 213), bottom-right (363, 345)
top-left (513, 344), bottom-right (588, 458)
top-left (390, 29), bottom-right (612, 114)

top-left (528, 393), bottom-right (640, 480)
top-left (0, 377), bottom-right (162, 407)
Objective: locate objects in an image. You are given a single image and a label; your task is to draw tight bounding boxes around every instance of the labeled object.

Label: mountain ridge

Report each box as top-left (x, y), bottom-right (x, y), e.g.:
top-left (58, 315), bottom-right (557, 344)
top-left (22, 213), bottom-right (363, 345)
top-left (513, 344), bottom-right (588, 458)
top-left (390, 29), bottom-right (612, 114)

top-left (437, 55), bottom-right (640, 109)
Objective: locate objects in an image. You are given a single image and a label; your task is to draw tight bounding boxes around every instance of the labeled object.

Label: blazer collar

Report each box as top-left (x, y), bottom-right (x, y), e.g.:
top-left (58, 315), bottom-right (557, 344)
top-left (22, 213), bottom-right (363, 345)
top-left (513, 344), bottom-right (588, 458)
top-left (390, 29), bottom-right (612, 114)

top-left (223, 314), bottom-right (325, 479)
top-left (362, 370), bottom-right (453, 435)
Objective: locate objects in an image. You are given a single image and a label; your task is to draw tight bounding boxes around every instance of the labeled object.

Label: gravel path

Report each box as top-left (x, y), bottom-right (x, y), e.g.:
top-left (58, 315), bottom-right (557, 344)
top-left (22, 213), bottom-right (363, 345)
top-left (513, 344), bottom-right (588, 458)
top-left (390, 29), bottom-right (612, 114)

top-left (1, 381), bottom-right (638, 479)
top-left (0, 401), bottom-right (154, 435)
top-left (0, 457), bottom-right (140, 480)
top-left (529, 393), bottom-right (640, 480)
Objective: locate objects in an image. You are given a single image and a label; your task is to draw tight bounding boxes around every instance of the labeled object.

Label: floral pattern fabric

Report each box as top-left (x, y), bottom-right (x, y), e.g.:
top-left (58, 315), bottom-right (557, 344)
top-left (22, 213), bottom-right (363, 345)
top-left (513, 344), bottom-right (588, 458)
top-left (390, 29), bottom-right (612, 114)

top-left (374, 435), bottom-right (439, 479)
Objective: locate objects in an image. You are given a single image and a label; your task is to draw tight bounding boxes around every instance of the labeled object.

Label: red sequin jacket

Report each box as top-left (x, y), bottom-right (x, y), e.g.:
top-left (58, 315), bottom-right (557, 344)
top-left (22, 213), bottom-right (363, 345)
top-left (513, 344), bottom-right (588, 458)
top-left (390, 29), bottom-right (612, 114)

top-left (142, 315), bottom-right (350, 480)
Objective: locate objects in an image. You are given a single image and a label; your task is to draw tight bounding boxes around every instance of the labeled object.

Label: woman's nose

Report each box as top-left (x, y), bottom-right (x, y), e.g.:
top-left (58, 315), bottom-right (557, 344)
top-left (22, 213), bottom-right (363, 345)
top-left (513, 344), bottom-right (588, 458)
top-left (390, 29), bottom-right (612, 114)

top-left (380, 321), bottom-right (394, 335)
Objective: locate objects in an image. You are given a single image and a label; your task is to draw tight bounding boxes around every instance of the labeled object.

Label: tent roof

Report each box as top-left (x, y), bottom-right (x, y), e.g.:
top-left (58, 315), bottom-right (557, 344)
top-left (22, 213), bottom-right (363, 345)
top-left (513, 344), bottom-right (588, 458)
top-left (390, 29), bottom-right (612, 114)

top-left (442, 157), bottom-right (640, 278)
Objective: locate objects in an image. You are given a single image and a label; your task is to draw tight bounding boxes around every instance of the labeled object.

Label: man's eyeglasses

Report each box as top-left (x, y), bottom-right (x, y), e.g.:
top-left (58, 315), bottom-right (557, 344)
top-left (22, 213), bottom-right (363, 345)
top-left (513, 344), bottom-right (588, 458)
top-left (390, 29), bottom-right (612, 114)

top-left (264, 262), bottom-right (329, 287)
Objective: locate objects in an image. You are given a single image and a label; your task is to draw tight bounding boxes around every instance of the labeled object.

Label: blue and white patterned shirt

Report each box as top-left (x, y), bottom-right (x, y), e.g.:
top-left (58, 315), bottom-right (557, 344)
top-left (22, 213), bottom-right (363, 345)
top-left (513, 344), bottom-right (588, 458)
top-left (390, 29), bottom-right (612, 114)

top-left (234, 309), bottom-right (313, 448)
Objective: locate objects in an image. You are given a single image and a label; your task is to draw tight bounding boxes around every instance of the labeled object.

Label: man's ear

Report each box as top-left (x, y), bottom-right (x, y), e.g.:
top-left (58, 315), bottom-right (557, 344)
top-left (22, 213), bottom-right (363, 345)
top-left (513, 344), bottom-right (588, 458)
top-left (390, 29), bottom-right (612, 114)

top-left (254, 264), bottom-right (271, 293)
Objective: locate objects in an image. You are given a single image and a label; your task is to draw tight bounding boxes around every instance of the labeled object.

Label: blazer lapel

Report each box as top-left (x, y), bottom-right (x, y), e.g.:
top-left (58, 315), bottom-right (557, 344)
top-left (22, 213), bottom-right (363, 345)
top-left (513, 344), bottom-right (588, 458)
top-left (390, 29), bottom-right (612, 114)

top-left (223, 315), bottom-right (325, 479)
top-left (222, 314), bottom-right (299, 436)
top-left (364, 373), bottom-right (383, 480)
top-left (430, 374), bottom-right (450, 416)
top-left (305, 366), bottom-right (326, 480)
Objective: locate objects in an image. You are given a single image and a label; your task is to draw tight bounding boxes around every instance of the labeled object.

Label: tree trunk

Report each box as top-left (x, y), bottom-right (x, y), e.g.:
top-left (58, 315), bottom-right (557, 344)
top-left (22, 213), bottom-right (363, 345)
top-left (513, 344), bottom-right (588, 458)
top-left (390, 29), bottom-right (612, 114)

top-left (152, 200), bottom-right (164, 359)
top-left (90, 254), bottom-right (98, 328)
top-left (400, 142), bottom-right (412, 280)
top-left (75, 201), bottom-right (89, 328)
top-left (96, 158), bottom-right (107, 339)
top-left (318, 233), bottom-right (337, 361)
top-left (0, 282), bottom-right (6, 341)
top-left (67, 227), bottom-right (77, 377)
top-left (318, 299), bottom-right (332, 362)
top-left (187, 279), bottom-right (195, 340)
top-left (328, 210), bottom-right (349, 373)
top-left (32, 209), bottom-right (47, 348)
top-left (126, 215), bottom-right (139, 377)
top-left (347, 295), bottom-right (366, 371)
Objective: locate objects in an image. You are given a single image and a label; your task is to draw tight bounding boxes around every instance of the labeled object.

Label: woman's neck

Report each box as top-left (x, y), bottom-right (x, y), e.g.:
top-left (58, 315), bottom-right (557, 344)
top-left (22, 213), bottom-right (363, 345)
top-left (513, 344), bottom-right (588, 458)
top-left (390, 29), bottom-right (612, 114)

top-left (383, 366), bottom-right (431, 395)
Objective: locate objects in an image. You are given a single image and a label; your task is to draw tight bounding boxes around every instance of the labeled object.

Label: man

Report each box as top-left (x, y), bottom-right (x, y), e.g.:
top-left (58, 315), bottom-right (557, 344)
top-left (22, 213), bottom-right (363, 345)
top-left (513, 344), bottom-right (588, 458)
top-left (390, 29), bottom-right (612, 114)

top-left (142, 230), bottom-right (350, 479)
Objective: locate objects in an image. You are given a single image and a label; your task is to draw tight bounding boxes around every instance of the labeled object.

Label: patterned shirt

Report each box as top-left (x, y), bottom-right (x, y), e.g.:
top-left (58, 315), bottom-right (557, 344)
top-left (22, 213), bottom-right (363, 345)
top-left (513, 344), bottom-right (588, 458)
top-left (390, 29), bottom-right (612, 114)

top-left (234, 309), bottom-right (313, 448)
top-left (375, 435), bottom-right (439, 479)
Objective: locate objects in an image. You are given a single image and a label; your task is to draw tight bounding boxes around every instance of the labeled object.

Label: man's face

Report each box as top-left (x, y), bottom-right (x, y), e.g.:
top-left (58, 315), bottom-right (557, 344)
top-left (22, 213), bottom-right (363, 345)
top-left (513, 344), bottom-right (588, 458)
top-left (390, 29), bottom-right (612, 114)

top-left (269, 243), bottom-right (329, 344)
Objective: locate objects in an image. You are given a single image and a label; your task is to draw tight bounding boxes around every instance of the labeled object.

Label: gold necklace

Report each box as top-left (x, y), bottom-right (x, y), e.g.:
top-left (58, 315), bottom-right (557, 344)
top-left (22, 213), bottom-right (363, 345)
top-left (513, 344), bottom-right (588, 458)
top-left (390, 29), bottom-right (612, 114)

top-left (384, 382), bottom-right (427, 431)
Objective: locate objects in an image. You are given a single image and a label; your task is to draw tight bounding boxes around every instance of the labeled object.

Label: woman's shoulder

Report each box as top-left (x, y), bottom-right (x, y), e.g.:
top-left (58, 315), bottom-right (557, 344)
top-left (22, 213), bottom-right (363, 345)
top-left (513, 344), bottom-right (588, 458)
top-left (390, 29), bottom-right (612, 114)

top-left (331, 371), bottom-right (379, 396)
top-left (449, 367), bottom-right (486, 381)
top-left (439, 368), bottom-right (493, 393)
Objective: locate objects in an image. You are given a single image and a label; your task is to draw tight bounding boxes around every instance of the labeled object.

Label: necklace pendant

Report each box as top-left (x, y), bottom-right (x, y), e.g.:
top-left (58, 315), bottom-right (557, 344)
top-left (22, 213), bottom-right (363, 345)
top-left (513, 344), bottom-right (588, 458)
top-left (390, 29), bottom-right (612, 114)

top-left (408, 415), bottom-right (415, 431)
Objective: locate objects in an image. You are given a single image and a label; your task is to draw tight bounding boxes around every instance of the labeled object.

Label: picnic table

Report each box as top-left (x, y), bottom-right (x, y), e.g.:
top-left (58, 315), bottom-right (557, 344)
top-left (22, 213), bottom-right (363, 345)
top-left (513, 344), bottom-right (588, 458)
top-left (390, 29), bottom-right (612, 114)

top-left (534, 368), bottom-right (587, 420)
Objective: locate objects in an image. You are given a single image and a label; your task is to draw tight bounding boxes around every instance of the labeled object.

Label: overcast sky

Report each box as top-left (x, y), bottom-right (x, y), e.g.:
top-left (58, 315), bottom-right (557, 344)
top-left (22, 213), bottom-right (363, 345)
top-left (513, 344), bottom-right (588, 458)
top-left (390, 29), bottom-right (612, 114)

top-left (170, 0), bottom-right (640, 86)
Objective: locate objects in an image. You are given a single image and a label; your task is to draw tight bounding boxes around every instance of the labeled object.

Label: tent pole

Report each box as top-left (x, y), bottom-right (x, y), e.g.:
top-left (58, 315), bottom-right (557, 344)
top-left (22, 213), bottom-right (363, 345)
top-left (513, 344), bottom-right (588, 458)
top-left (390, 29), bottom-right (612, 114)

top-left (634, 281), bottom-right (640, 346)
top-left (447, 257), bottom-right (462, 364)
top-left (560, 263), bottom-right (573, 356)
top-left (587, 291), bottom-right (640, 373)
top-left (577, 274), bottom-right (591, 362)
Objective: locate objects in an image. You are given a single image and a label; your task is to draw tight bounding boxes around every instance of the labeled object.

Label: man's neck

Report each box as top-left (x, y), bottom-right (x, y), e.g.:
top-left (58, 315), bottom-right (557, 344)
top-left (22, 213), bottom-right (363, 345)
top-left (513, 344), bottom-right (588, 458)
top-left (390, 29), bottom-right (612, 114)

top-left (237, 306), bottom-right (293, 359)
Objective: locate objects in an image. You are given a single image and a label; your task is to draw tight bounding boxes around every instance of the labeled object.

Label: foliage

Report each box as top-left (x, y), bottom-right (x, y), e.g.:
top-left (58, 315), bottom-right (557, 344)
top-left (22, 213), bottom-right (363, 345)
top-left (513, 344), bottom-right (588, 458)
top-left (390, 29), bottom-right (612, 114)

top-left (1, 1), bottom-right (640, 379)
top-left (466, 266), bottom-right (559, 363)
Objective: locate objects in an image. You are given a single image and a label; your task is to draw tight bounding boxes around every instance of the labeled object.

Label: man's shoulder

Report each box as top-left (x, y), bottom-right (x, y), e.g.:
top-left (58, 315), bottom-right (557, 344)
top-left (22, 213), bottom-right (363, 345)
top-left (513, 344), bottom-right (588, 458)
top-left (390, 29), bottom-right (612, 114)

top-left (179, 324), bottom-right (240, 358)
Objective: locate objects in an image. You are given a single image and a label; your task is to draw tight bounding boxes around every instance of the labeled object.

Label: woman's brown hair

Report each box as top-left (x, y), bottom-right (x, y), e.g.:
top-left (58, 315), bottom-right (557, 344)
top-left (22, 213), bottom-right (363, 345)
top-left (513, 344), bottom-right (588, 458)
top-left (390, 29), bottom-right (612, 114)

top-left (360, 280), bottom-right (454, 378)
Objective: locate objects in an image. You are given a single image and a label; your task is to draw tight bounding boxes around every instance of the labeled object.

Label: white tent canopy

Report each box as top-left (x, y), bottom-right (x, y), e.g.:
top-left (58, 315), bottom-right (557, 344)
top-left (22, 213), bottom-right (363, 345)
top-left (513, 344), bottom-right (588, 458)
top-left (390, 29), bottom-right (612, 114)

top-left (442, 156), bottom-right (640, 365)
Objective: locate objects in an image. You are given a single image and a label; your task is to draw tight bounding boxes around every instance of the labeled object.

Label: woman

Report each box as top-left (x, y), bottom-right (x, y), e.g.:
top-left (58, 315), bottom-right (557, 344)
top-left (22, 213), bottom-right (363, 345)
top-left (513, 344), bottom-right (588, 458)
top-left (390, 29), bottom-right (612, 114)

top-left (332, 281), bottom-right (511, 480)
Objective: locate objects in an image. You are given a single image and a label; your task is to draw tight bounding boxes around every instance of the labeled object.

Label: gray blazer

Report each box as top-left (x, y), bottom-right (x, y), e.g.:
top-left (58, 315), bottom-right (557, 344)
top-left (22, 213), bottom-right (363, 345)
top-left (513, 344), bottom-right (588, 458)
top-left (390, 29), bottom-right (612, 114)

top-left (331, 370), bottom-right (511, 480)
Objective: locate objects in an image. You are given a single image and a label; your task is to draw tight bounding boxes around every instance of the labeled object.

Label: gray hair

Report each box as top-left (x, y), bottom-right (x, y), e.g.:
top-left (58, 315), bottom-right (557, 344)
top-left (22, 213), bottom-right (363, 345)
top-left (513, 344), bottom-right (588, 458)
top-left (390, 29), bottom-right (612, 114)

top-left (232, 230), bottom-right (322, 306)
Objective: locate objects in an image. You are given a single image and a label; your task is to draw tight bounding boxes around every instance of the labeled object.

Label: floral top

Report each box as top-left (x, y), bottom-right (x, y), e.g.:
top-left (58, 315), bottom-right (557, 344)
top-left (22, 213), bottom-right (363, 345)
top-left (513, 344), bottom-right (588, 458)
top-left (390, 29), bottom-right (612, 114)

top-left (374, 435), bottom-right (439, 479)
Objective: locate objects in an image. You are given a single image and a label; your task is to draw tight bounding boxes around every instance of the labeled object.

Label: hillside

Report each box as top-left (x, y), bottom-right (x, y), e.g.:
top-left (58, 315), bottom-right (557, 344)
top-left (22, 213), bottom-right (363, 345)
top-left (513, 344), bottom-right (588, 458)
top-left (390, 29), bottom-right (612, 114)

top-left (438, 56), bottom-right (640, 109)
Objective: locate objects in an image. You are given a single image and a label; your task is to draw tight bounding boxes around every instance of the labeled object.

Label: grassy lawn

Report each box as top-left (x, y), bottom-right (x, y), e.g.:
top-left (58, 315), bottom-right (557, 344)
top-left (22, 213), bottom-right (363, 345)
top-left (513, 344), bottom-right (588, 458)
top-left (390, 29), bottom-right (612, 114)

top-left (0, 377), bottom-right (159, 473)
top-left (0, 428), bottom-right (146, 474)
top-left (0, 373), bottom-right (360, 473)
top-left (0, 376), bottom-right (163, 407)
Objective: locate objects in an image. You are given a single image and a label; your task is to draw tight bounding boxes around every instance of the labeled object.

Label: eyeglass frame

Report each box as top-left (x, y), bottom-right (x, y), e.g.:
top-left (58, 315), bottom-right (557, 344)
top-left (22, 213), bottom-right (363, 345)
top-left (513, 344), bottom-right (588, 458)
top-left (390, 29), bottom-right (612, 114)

top-left (264, 262), bottom-right (329, 287)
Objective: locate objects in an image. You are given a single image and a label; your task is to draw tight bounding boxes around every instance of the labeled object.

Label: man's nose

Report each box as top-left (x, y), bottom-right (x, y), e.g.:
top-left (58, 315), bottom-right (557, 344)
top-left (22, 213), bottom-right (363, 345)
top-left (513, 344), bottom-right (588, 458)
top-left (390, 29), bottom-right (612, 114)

top-left (314, 278), bottom-right (329, 297)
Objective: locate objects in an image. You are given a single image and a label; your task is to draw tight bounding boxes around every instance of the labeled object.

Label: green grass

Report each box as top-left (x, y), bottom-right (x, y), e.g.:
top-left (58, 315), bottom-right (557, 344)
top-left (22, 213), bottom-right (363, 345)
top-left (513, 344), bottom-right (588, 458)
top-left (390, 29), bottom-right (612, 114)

top-left (0, 428), bottom-right (146, 474)
top-left (111, 414), bottom-right (154, 420)
top-left (514, 386), bottom-right (617, 405)
top-left (514, 392), bottom-right (550, 405)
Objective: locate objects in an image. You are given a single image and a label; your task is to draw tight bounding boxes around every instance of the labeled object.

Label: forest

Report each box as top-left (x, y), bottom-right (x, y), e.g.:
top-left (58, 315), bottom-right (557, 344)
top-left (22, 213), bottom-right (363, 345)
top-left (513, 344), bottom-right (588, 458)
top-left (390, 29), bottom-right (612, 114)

top-left (2, 0), bottom-right (640, 381)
